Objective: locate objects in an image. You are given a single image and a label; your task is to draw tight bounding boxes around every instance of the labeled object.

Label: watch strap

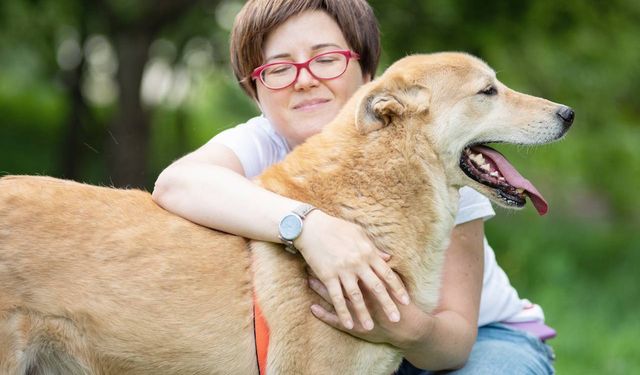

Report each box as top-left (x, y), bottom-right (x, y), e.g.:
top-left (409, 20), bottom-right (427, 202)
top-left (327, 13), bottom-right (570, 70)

top-left (292, 204), bottom-right (317, 220)
top-left (280, 238), bottom-right (298, 254)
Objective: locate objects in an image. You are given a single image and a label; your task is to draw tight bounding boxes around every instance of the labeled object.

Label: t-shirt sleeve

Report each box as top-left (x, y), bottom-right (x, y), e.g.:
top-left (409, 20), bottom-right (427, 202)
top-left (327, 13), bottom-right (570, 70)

top-left (209, 116), bottom-right (290, 178)
top-left (455, 186), bottom-right (496, 225)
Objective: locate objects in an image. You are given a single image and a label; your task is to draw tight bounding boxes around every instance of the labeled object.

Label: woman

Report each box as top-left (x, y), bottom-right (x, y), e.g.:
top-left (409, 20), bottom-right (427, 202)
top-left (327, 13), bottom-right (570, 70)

top-left (153, 0), bottom-right (555, 373)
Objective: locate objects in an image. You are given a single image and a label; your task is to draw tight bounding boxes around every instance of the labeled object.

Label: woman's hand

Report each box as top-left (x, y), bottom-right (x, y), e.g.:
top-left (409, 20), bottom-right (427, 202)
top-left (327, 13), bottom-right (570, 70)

top-left (307, 276), bottom-right (433, 349)
top-left (296, 210), bottom-right (410, 331)
top-left (306, 218), bottom-right (485, 369)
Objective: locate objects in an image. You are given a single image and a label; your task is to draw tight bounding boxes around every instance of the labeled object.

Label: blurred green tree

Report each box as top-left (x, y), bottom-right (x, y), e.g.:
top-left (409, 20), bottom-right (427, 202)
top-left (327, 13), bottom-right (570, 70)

top-left (0, 0), bottom-right (225, 187)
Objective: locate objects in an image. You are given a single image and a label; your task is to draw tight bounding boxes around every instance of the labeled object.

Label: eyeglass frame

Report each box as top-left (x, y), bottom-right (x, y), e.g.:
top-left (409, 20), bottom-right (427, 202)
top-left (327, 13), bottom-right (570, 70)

top-left (250, 50), bottom-right (360, 90)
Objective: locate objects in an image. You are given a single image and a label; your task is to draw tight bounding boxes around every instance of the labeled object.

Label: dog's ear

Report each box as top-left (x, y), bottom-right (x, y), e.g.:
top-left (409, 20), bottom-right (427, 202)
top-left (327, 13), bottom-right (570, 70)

top-left (355, 83), bottom-right (430, 134)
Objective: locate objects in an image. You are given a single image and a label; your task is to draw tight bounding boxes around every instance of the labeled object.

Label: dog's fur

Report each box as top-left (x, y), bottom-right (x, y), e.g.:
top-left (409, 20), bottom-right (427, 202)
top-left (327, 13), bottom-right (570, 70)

top-left (0, 53), bottom-right (571, 374)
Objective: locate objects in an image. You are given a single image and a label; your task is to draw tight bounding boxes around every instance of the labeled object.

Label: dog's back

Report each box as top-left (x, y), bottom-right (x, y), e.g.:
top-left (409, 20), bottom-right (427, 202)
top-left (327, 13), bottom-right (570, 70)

top-left (0, 175), bottom-right (258, 375)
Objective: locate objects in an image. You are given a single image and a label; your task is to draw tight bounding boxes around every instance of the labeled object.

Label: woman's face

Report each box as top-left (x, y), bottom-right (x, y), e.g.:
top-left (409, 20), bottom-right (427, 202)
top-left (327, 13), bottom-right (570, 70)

top-left (256, 10), bottom-right (369, 148)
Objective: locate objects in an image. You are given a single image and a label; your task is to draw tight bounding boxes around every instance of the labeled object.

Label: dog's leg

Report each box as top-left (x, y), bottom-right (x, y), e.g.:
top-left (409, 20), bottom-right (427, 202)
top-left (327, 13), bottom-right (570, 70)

top-left (0, 309), bottom-right (95, 375)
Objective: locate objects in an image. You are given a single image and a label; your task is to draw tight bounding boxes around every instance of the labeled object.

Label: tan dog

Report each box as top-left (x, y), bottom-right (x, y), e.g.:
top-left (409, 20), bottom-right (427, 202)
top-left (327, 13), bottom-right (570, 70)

top-left (0, 52), bottom-right (573, 374)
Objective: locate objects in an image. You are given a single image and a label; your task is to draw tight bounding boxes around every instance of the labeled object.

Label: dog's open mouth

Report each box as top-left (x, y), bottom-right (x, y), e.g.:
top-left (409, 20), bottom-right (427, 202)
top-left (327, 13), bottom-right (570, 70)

top-left (460, 145), bottom-right (549, 215)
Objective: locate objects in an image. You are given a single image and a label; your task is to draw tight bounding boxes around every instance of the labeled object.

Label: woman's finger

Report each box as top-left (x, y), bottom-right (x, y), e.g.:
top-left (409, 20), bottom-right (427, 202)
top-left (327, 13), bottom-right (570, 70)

top-left (308, 277), bottom-right (331, 303)
top-left (371, 257), bottom-right (410, 305)
top-left (324, 278), bottom-right (354, 330)
top-left (310, 304), bottom-right (367, 337)
top-left (358, 267), bottom-right (400, 323)
top-left (340, 274), bottom-right (374, 331)
top-left (310, 304), bottom-right (343, 330)
top-left (377, 250), bottom-right (391, 261)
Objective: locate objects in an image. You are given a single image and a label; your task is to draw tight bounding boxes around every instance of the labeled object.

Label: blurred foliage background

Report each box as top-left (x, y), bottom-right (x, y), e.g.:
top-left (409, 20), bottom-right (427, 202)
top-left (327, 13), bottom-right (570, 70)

top-left (1, 0), bottom-right (638, 372)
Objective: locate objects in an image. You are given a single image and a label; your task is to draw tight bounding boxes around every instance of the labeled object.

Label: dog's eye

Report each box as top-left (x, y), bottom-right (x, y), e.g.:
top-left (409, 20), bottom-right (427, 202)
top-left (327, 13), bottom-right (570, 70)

top-left (479, 86), bottom-right (498, 96)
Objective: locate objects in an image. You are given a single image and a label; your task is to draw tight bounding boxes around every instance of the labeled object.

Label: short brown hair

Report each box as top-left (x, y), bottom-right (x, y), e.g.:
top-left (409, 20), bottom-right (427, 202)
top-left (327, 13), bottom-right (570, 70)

top-left (230, 0), bottom-right (380, 99)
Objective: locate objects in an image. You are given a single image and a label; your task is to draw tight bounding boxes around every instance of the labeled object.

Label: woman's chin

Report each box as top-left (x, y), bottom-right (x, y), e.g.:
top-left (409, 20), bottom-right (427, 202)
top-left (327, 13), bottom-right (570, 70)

top-left (284, 121), bottom-right (326, 147)
top-left (278, 106), bottom-right (340, 146)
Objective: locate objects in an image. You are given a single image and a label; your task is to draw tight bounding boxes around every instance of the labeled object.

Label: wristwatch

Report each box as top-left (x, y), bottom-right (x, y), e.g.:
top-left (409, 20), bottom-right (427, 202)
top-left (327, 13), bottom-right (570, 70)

top-left (278, 204), bottom-right (317, 254)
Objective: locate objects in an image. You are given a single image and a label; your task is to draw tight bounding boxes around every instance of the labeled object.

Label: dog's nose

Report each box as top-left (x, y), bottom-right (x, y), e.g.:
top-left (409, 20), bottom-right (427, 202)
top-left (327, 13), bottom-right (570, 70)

top-left (556, 106), bottom-right (575, 128)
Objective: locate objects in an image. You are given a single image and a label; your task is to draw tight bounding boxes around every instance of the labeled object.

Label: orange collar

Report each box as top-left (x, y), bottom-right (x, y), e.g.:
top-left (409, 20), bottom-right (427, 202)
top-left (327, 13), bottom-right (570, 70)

top-left (253, 292), bottom-right (270, 375)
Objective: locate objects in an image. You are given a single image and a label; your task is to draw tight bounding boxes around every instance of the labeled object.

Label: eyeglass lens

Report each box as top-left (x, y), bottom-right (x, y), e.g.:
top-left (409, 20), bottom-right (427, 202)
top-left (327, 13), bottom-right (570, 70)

top-left (261, 52), bottom-right (348, 89)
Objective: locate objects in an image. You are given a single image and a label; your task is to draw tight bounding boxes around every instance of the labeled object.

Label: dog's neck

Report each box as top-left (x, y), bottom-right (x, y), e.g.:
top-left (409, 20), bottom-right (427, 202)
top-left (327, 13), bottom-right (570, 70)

top-left (257, 115), bottom-right (460, 308)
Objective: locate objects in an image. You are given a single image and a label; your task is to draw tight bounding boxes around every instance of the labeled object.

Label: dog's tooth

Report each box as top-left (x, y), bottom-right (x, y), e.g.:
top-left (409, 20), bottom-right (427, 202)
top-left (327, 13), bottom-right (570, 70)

top-left (490, 171), bottom-right (499, 177)
top-left (516, 188), bottom-right (525, 194)
top-left (498, 177), bottom-right (506, 182)
top-left (469, 153), bottom-right (485, 165)
top-left (480, 163), bottom-right (491, 172)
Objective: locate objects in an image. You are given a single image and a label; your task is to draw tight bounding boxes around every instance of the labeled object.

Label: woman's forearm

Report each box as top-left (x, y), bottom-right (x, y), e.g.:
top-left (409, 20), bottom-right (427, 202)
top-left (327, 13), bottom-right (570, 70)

top-left (401, 309), bottom-right (476, 370)
top-left (152, 161), bottom-right (300, 242)
top-left (402, 219), bottom-right (484, 370)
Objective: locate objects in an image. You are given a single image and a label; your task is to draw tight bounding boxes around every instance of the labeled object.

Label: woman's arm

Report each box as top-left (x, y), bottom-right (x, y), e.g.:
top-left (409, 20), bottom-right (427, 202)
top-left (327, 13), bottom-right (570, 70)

top-left (401, 218), bottom-right (484, 369)
top-left (153, 141), bottom-right (410, 330)
top-left (153, 143), bottom-right (301, 241)
top-left (309, 219), bottom-right (484, 370)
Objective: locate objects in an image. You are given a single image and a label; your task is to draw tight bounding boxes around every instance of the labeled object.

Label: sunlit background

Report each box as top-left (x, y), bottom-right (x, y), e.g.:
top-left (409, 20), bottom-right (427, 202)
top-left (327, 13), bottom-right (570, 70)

top-left (1, 0), bottom-right (638, 372)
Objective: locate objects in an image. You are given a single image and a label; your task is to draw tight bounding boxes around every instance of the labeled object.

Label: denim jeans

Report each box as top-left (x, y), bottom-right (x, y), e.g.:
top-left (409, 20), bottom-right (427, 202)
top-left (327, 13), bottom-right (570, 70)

top-left (396, 323), bottom-right (555, 375)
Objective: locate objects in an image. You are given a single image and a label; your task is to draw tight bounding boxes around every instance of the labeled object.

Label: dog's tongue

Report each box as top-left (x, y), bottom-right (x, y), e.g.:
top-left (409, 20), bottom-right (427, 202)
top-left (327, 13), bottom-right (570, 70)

top-left (472, 146), bottom-right (549, 215)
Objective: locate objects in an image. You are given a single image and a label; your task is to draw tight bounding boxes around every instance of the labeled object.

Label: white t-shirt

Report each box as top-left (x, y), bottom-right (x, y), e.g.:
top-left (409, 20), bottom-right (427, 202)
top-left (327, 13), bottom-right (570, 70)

top-left (212, 115), bottom-right (544, 326)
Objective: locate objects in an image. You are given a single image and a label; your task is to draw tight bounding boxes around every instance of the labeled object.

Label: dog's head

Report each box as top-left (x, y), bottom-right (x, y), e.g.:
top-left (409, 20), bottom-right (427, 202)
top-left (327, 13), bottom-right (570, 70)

top-left (354, 52), bottom-right (573, 215)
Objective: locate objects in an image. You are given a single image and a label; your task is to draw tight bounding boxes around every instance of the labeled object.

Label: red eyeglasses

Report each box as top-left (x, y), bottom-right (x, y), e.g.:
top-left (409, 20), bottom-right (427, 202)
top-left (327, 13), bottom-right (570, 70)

top-left (251, 50), bottom-right (360, 90)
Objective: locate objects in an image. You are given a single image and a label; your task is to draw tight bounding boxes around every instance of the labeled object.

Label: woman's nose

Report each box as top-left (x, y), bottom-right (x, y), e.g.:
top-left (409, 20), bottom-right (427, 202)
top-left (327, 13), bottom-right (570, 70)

top-left (293, 67), bottom-right (319, 90)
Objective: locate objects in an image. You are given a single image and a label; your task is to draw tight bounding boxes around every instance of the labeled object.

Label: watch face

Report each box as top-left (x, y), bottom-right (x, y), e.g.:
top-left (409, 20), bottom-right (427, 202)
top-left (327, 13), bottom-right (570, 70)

top-left (279, 214), bottom-right (303, 241)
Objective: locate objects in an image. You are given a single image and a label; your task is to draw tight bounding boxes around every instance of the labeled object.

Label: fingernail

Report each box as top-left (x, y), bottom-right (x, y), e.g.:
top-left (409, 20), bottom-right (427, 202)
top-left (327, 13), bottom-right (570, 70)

top-left (310, 304), bottom-right (321, 314)
top-left (390, 312), bottom-right (400, 322)
top-left (401, 295), bottom-right (410, 305)
top-left (364, 319), bottom-right (374, 330)
top-left (345, 320), bottom-right (354, 330)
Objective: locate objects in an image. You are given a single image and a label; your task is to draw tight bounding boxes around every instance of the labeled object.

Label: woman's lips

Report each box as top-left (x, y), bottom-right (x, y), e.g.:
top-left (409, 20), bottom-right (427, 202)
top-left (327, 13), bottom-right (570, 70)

top-left (292, 98), bottom-right (330, 111)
